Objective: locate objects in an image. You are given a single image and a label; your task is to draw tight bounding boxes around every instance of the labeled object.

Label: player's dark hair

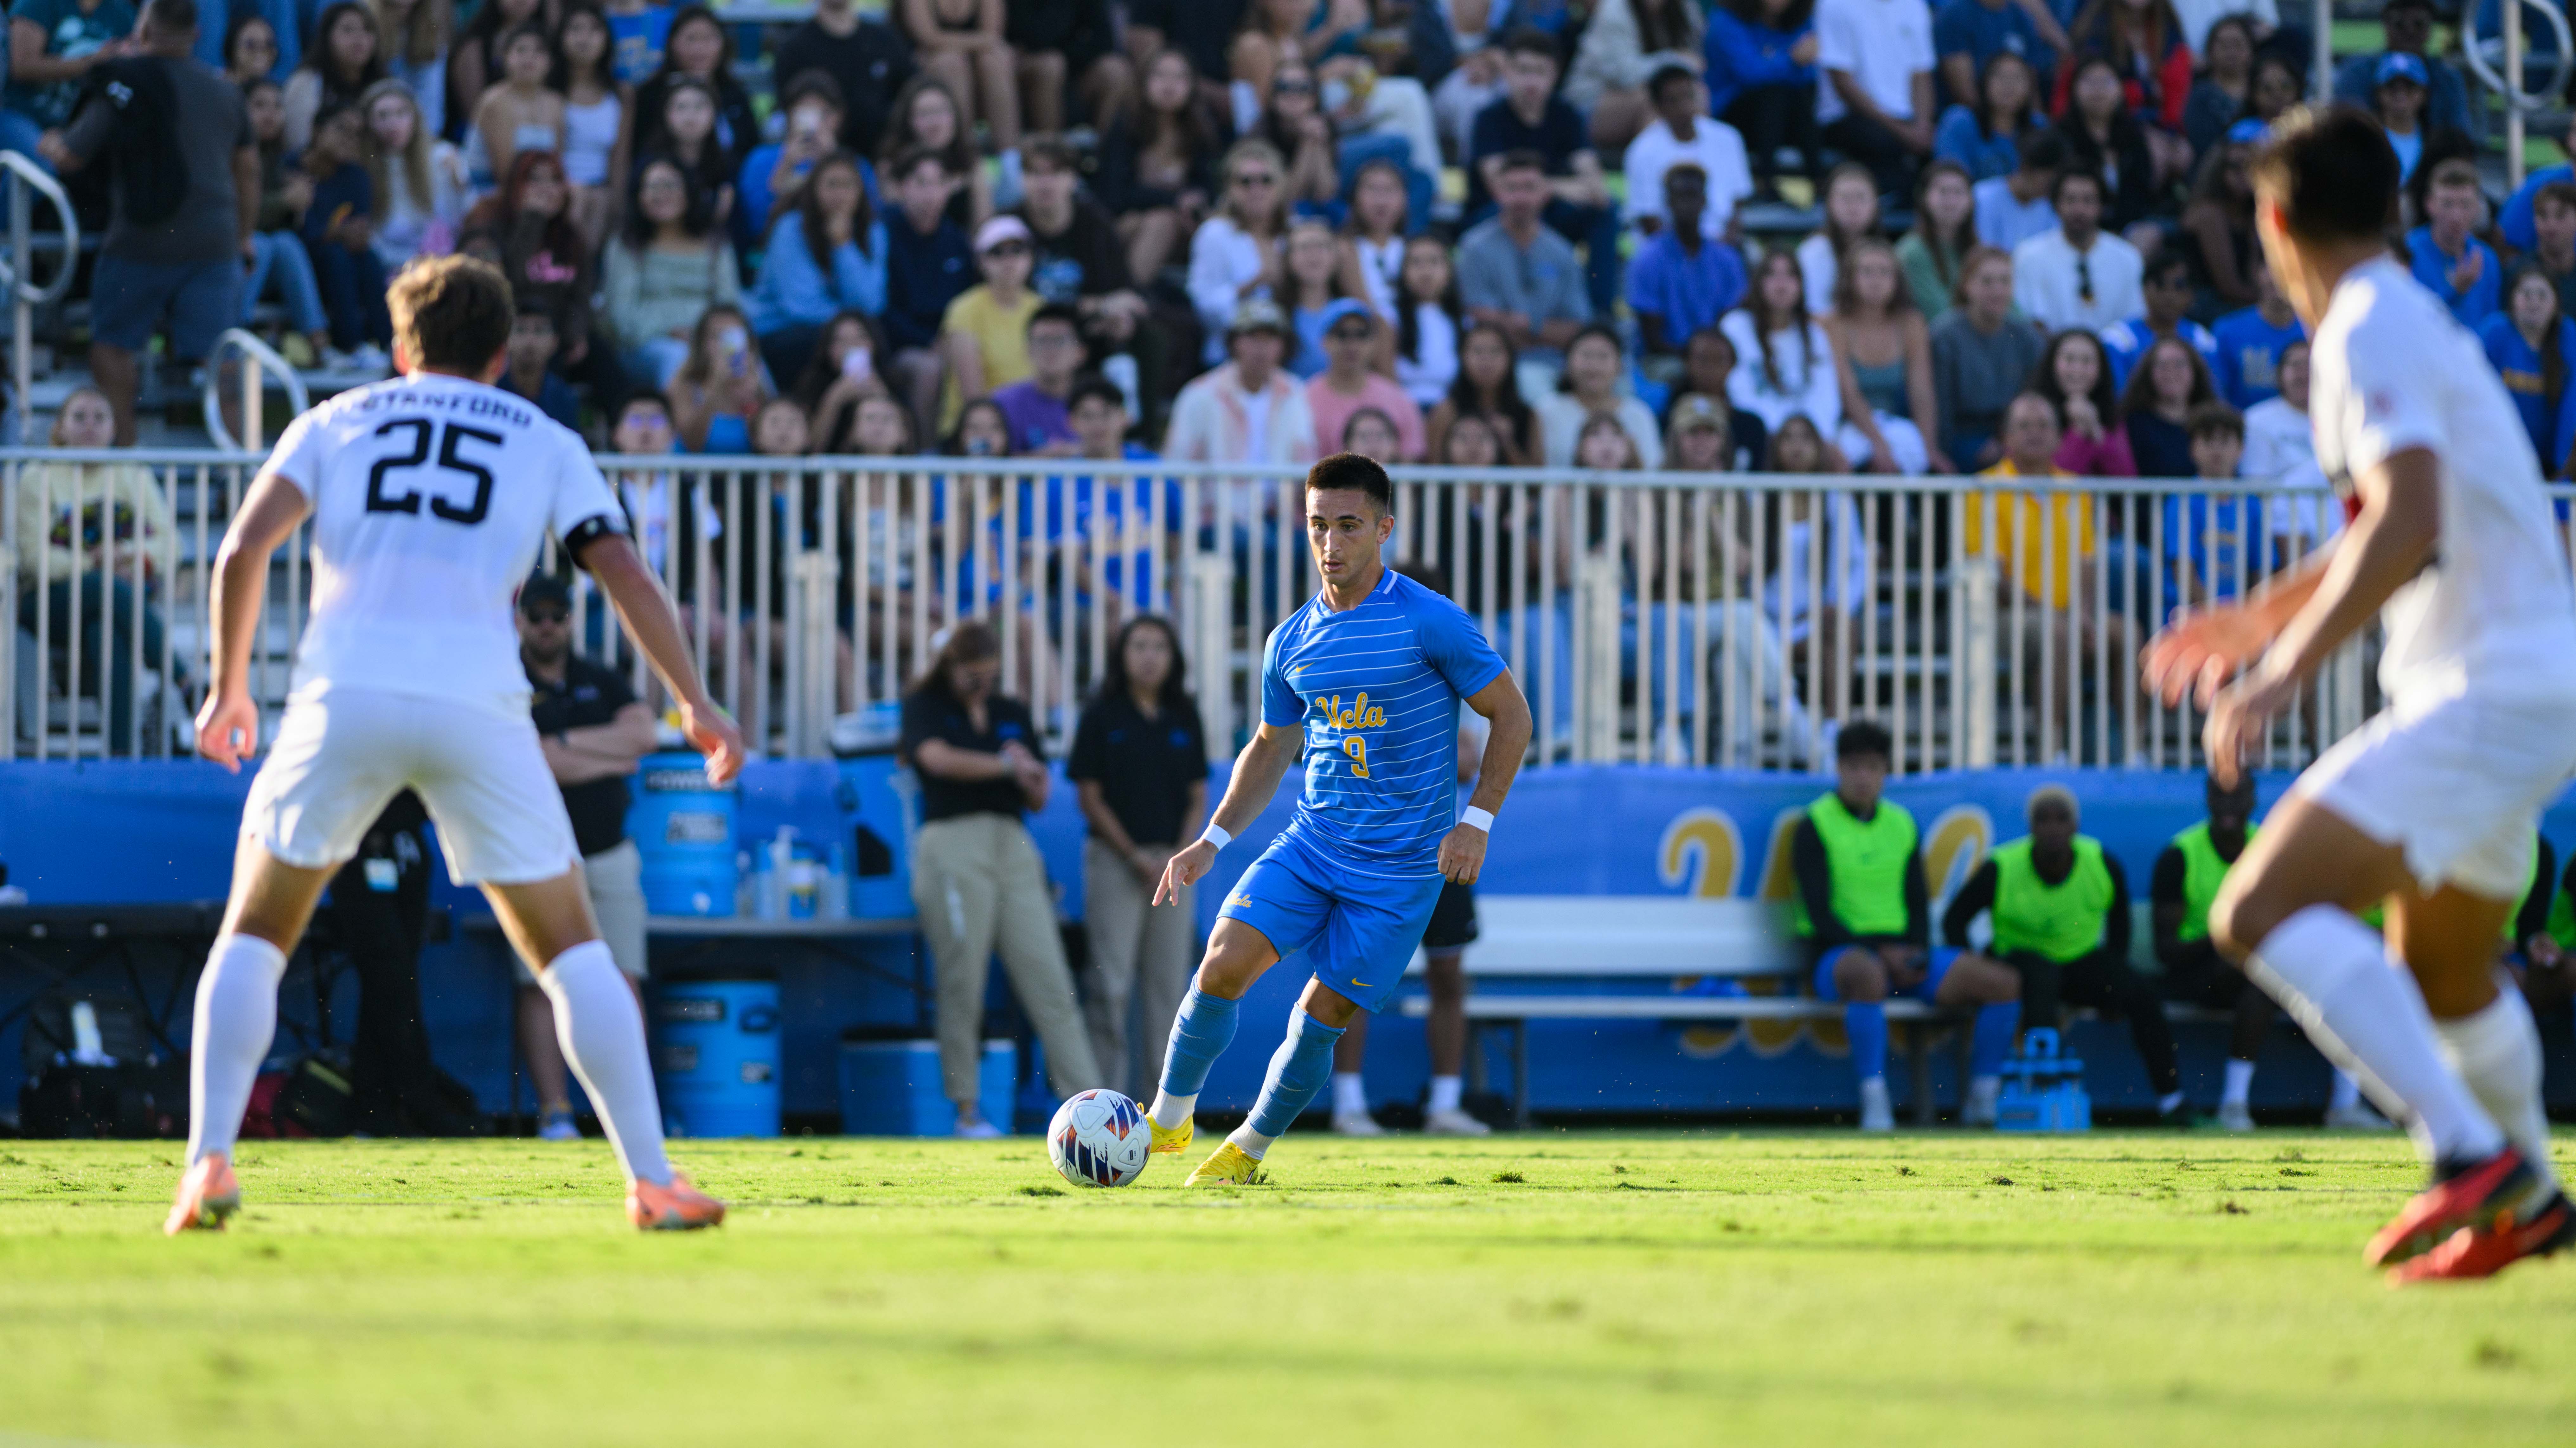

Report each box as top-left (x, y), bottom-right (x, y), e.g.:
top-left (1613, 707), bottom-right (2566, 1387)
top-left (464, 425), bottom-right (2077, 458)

top-left (906, 619), bottom-right (1003, 708)
top-left (389, 255), bottom-right (516, 373)
top-left (1095, 615), bottom-right (1192, 715)
top-left (1308, 452), bottom-right (1393, 511)
top-left (1836, 720), bottom-right (1893, 763)
top-left (2247, 104), bottom-right (2399, 245)
top-left (2186, 399), bottom-right (2244, 442)
top-left (1068, 376), bottom-right (1126, 413)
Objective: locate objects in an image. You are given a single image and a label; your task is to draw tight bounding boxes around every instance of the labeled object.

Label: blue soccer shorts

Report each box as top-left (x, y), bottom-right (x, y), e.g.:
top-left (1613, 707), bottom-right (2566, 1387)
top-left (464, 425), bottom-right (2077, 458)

top-left (1812, 944), bottom-right (1963, 1001)
top-left (1216, 831), bottom-right (1446, 1014)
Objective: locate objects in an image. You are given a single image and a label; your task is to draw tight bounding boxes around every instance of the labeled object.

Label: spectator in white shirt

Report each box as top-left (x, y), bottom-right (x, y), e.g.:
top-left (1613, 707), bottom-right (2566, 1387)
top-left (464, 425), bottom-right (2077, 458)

top-left (2011, 168), bottom-right (2142, 333)
top-left (1621, 66), bottom-right (1753, 240)
top-left (1813, 0), bottom-right (1937, 198)
top-left (2240, 335), bottom-right (2314, 479)
top-left (1163, 298), bottom-right (1319, 469)
top-left (1723, 250), bottom-right (1846, 443)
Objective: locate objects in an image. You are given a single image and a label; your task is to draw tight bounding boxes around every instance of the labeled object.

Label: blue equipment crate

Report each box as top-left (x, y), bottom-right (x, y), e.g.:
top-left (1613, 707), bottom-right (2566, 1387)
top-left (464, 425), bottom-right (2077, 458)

top-left (834, 743), bottom-right (918, 921)
top-left (1996, 1028), bottom-right (2092, 1132)
top-left (839, 1037), bottom-right (1016, 1135)
top-left (630, 752), bottom-right (738, 916)
top-left (653, 979), bottom-right (780, 1137)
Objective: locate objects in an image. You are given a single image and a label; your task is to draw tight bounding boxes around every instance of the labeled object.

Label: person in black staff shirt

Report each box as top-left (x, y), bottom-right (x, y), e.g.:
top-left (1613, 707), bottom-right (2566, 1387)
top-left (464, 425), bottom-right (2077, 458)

top-left (1943, 784), bottom-right (2194, 1125)
top-left (1067, 615), bottom-right (1208, 1098)
top-left (515, 575), bottom-right (658, 1142)
top-left (318, 789), bottom-right (482, 1135)
top-left (773, 0), bottom-right (915, 157)
top-left (902, 620), bottom-right (1104, 1136)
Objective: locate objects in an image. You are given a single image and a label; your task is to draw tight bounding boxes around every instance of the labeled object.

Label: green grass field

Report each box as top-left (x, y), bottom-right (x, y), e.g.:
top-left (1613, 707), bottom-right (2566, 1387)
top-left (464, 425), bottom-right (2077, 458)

top-left (2, 1130), bottom-right (2572, 1447)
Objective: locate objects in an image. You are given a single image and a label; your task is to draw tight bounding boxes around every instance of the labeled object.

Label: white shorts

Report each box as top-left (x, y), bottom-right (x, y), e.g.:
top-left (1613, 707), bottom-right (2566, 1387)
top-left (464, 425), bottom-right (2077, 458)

top-left (2291, 690), bottom-right (2576, 899)
top-left (243, 687), bottom-right (581, 887)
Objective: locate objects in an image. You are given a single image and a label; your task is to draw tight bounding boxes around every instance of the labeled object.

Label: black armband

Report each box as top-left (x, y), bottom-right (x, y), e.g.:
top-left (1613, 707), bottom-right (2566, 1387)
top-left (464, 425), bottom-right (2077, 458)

top-left (562, 514), bottom-right (629, 568)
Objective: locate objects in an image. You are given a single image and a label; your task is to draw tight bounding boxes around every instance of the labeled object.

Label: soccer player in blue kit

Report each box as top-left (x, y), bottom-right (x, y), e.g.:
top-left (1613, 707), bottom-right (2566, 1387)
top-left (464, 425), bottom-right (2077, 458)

top-left (1144, 453), bottom-right (1535, 1185)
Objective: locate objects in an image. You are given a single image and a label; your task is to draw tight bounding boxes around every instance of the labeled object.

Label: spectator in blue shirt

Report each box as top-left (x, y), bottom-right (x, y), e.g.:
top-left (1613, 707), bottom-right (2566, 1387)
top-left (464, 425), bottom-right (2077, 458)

top-left (1704, 0), bottom-right (1821, 195)
top-left (736, 70), bottom-right (854, 253)
top-left (2330, 0), bottom-right (2470, 136)
top-left (298, 101), bottom-right (392, 358)
top-left (2162, 402), bottom-right (2261, 605)
top-left (1933, 48), bottom-right (2044, 182)
top-left (2208, 257), bottom-right (2303, 409)
top-left (502, 306), bottom-right (584, 430)
top-left (881, 146), bottom-right (975, 433)
top-left (1932, 0), bottom-right (2059, 110)
top-left (2409, 158), bottom-right (2501, 330)
top-left (1468, 30), bottom-right (1621, 314)
top-left (2480, 266), bottom-right (2576, 479)
top-left (2500, 113), bottom-right (2576, 254)
top-left (1629, 164), bottom-right (1748, 367)
top-left (746, 150), bottom-right (889, 387)
top-left (2100, 252), bottom-right (2217, 392)
top-left (1970, 126), bottom-right (2061, 251)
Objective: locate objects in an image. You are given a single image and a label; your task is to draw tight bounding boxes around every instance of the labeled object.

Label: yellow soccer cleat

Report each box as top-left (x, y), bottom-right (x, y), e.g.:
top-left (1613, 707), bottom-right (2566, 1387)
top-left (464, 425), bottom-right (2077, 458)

top-left (1149, 1115), bottom-right (1194, 1155)
top-left (1184, 1141), bottom-right (1264, 1186)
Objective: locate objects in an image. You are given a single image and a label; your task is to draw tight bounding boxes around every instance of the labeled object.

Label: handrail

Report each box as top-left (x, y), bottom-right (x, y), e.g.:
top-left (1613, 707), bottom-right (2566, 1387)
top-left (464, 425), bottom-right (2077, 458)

top-left (2465, 0), bottom-right (2573, 115)
top-left (0, 150), bottom-right (77, 305)
top-left (201, 329), bottom-right (309, 454)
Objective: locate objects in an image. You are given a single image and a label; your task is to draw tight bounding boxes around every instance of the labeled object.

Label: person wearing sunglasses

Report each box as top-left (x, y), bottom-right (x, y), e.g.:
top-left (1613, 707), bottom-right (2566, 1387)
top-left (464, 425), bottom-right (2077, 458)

top-left (2009, 166), bottom-right (2141, 334)
top-left (1305, 298), bottom-right (1427, 461)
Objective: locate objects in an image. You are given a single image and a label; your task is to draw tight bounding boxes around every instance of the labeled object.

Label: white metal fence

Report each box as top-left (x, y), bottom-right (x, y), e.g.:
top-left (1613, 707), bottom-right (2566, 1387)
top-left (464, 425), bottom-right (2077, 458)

top-left (9, 449), bottom-right (2536, 772)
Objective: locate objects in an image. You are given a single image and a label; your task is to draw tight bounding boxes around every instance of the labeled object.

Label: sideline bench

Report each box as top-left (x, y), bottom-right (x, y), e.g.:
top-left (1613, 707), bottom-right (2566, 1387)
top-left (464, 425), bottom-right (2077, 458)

top-left (1396, 896), bottom-right (1960, 1128)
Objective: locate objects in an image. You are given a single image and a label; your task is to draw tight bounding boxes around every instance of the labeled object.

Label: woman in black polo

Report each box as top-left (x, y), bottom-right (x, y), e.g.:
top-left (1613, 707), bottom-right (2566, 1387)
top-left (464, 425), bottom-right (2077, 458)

top-left (901, 621), bottom-right (1102, 1136)
top-left (1067, 616), bottom-right (1208, 1097)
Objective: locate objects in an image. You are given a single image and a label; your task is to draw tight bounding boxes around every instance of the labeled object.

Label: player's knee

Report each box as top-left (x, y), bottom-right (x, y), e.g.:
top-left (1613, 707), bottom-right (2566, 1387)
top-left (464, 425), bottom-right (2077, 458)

top-left (1833, 951), bottom-right (1890, 1003)
top-left (2206, 880), bottom-right (2272, 963)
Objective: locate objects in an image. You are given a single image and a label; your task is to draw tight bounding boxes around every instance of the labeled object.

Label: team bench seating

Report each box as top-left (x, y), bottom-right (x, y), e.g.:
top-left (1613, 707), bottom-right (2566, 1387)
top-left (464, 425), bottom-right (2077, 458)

top-left (1396, 896), bottom-right (1963, 1129)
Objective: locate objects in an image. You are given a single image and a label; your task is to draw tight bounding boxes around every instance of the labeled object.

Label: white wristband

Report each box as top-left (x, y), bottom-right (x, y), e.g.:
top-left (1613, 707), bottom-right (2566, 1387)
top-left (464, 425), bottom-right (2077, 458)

top-left (1200, 823), bottom-right (1233, 850)
top-left (1459, 806), bottom-right (1495, 833)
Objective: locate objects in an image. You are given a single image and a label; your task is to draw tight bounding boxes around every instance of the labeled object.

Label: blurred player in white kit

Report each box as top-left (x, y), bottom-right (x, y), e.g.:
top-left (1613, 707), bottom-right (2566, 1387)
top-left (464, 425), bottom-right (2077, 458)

top-left (2146, 105), bottom-right (2574, 1282)
top-left (166, 256), bottom-right (746, 1234)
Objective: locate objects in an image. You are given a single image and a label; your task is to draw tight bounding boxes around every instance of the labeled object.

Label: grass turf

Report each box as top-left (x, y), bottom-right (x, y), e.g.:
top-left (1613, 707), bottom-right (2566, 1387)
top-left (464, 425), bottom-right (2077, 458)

top-left (2, 1131), bottom-right (2573, 1447)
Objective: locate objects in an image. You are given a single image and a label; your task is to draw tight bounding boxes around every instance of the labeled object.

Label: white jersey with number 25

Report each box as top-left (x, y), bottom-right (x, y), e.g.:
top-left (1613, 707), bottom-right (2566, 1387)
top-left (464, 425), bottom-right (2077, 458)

top-left (261, 371), bottom-right (622, 708)
top-left (2309, 256), bottom-right (2576, 710)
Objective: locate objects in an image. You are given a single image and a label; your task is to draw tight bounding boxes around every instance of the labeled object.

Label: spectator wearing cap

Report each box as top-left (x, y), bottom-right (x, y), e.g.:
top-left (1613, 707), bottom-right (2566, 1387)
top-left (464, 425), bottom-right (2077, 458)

top-left (881, 147), bottom-right (975, 433)
top-left (2010, 168), bottom-right (2141, 335)
top-left (1163, 299), bottom-right (1317, 468)
top-left (1971, 127), bottom-right (2061, 253)
top-left (991, 303), bottom-right (1087, 455)
top-left (1627, 162), bottom-right (1748, 373)
top-left (1306, 299), bottom-right (1426, 461)
top-left (940, 212), bottom-right (1043, 430)
top-left (1458, 149), bottom-right (1593, 392)
top-left (2172, 116), bottom-right (2268, 315)
top-left (2331, 0), bottom-right (2469, 137)
top-left (2371, 52), bottom-right (2433, 184)
top-left (747, 149), bottom-right (888, 387)
top-left (514, 574), bottom-right (657, 1142)
top-left (40, 0), bottom-right (258, 444)
top-left (1620, 65), bottom-right (1755, 241)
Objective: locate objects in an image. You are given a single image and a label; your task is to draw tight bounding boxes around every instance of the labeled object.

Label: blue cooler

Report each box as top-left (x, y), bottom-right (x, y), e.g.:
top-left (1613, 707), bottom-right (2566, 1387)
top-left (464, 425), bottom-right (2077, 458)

top-left (631, 752), bottom-right (738, 916)
top-left (838, 1035), bottom-right (1015, 1135)
top-left (832, 703), bottom-right (916, 919)
top-left (653, 979), bottom-right (780, 1137)
top-left (1996, 1029), bottom-right (2092, 1132)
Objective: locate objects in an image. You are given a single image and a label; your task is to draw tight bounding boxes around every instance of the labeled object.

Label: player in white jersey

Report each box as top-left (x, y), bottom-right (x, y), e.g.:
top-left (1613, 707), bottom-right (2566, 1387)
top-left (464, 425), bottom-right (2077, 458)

top-left (165, 257), bottom-right (747, 1234)
top-left (2145, 107), bottom-right (2575, 1282)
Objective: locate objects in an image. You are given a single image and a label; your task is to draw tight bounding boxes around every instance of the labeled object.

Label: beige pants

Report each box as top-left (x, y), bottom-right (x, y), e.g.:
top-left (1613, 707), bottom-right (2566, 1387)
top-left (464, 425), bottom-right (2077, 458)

top-left (513, 839), bottom-right (648, 983)
top-left (912, 814), bottom-right (1104, 1105)
top-left (1081, 838), bottom-right (1198, 1098)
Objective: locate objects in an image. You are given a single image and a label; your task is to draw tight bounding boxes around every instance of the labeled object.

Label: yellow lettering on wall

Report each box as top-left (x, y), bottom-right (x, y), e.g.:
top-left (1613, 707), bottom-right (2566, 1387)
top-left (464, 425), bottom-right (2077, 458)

top-left (1924, 805), bottom-right (1994, 904)
top-left (1753, 806), bottom-right (1808, 903)
top-left (1657, 808), bottom-right (1742, 898)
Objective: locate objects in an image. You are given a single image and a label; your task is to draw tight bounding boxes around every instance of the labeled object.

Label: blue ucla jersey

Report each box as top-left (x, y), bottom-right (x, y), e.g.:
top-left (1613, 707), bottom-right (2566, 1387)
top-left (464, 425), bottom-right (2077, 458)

top-left (1260, 568), bottom-right (1507, 877)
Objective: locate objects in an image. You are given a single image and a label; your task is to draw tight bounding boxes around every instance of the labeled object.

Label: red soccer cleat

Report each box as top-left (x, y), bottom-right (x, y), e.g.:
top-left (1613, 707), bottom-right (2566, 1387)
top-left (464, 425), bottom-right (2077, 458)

top-left (2388, 1193), bottom-right (2575, 1284)
top-left (2365, 1149), bottom-right (2540, 1268)
top-left (627, 1170), bottom-right (726, 1231)
top-left (163, 1153), bottom-right (241, 1235)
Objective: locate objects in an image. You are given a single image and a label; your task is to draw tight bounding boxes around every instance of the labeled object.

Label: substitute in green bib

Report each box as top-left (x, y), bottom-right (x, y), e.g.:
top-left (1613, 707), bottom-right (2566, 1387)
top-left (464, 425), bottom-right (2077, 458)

top-left (1792, 723), bottom-right (2023, 1132)
top-left (1944, 785), bottom-right (2193, 1126)
top-left (2154, 774), bottom-right (2386, 1132)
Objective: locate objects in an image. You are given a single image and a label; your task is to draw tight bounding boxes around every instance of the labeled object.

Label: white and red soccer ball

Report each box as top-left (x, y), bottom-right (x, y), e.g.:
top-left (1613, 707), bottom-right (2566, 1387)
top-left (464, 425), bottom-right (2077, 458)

top-left (1048, 1089), bottom-right (1150, 1187)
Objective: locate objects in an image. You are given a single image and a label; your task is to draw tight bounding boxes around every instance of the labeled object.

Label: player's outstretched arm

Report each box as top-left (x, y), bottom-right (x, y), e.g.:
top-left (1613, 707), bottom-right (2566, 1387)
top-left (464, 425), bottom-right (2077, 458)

top-left (1439, 671), bottom-right (1533, 885)
top-left (1156, 721), bottom-right (1298, 906)
top-left (193, 473), bottom-right (311, 772)
top-left (579, 532), bottom-right (748, 786)
top-left (2202, 449), bottom-right (2442, 785)
top-left (2141, 533), bottom-right (2336, 709)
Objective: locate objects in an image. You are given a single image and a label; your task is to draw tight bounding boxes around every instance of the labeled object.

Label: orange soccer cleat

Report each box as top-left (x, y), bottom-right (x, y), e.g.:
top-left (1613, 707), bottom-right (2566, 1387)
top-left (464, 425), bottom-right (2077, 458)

top-left (627, 1170), bottom-right (727, 1231)
top-left (163, 1153), bottom-right (241, 1235)
top-left (2388, 1193), bottom-right (2575, 1285)
top-left (2365, 1148), bottom-right (2541, 1268)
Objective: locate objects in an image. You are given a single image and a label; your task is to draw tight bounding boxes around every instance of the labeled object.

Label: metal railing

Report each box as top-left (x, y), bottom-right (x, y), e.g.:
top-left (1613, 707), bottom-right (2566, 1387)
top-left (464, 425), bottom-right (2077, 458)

top-left (8, 451), bottom-right (2542, 772)
top-left (0, 151), bottom-right (76, 423)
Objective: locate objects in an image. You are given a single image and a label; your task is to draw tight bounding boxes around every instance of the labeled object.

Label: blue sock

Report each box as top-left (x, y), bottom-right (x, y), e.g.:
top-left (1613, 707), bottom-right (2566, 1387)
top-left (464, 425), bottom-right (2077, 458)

top-left (1239, 1010), bottom-right (1349, 1147)
top-left (1150, 988), bottom-right (1240, 1126)
top-left (1970, 1002), bottom-right (2019, 1078)
top-left (1845, 1001), bottom-right (1888, 1083)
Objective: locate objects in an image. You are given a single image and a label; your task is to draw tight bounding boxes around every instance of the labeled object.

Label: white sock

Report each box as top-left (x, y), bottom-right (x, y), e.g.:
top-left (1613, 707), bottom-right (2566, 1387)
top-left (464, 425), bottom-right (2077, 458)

top-left (2433, 988), bottom-right (2560, 1193)
top-left (2329, 1069), bottom-right (2362, 1113)
top-left (537, 941), bottom-right (672, 1186)
top-left (1427, 1074), bottom-right (1464, 1114)
top-left (1148, 1091), bottom-right (1196, 1129)
top-left (2157, 1090), bottom-right (2187, 1115)
top-left (2222, 1058), bottom-right (2256, 1107)
top-left (1331, 1072), bottom-right (1368, 1116)
top-left (2245, 906), bottom-right (2505, 1164)
top-left (1227, 1123), bottom-right (1274, 1159)
top-left (186, 934), bottom-right (288, 1167)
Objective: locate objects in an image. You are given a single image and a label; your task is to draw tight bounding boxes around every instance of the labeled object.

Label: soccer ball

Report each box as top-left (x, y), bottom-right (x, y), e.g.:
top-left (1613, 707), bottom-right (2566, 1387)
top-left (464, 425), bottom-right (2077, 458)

top-left (1048, 1089), bottom-right (1150, 1187)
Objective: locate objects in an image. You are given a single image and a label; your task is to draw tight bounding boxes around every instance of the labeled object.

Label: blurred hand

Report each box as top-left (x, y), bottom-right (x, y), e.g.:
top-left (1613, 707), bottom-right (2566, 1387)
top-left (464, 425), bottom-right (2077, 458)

top-left (194, 687), bottom-right (260, 773)
top-left (1438, 822), bottom-right (1488, 884)
top-left (2200, 662), bottom-right (2300, 789)
top-left (2141, 603), bottom-right (2276, 708)
top-left (1791, 33), bottom-right (1820, 64)
top-left (1128, 845), bottom-right (1167, 885)
top-left (682, 698), bottom-right (747, 785)
top-left (1157, 839), bottom-right (1217, 904)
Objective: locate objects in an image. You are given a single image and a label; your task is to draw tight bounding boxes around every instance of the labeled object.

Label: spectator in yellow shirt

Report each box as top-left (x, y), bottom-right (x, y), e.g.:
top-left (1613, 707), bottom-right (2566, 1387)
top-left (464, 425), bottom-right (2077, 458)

top-left (939, 213), bottom-right (1043, 429)
top-left (1967, 391), bottom-right (2131, 755)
